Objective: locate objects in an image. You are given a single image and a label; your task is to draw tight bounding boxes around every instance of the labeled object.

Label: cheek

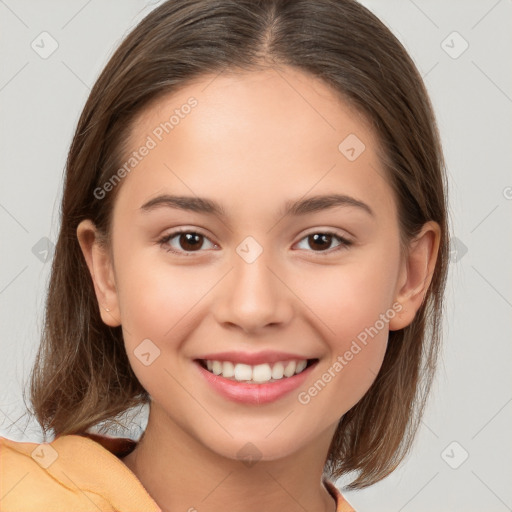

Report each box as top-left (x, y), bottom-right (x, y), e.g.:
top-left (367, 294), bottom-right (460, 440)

top-left (296, 251), bottom-right (399, 343)
top-left (114, 247), bottom-right (207, 342)
top-left (115, 257), bottom-right (210, 394)
top-left (292, 251), bottom-right (397, 408)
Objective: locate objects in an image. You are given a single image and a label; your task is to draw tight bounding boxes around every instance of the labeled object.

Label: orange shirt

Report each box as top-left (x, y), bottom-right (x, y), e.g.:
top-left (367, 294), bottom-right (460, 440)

top-left (0, 434), bottom-right (356, 511)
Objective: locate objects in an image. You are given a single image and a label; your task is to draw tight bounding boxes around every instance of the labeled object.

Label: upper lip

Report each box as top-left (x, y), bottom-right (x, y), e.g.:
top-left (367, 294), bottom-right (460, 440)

top-left (195, 351), bottom-right (316, 366)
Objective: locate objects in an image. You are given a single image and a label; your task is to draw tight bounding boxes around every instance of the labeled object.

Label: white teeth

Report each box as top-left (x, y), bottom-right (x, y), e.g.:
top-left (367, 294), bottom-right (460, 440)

top-left (271, 362), bottom-right (284, 379)
top-left (283, 361), bottom-right (296, 377)
top-left (252, 364), bottom-right (272, 383)
top-left (295, 360), bottom-right (307, 374)
top-left (234, 363), bottom-right (252, 381)
top-left (212, 360), bottom-right (223, 375)
top-left (222, 361), bottom-right (235, 378)
top-left (202, 358), bottom-right (311, 383)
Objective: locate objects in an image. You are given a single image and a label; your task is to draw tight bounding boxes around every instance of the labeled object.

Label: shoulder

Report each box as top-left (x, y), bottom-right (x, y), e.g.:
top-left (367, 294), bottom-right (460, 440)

top-left (1, 434), bottom-right (104, 511)
top-left (0, 434), bottom-right (160, 512)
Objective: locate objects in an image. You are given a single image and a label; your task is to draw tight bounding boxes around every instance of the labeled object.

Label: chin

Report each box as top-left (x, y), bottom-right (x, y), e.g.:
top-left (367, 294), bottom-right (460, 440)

top-left (201, 430), bottom-right (309, 464)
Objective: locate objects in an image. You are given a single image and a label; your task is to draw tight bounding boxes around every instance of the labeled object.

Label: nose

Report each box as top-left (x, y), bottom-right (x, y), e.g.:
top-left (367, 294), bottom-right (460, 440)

top-left (212, 249), bottom-right (294, 334)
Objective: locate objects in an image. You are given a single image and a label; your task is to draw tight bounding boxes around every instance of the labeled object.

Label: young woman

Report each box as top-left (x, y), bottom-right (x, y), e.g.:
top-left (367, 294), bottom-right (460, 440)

top-left (1, 1), bottom-right (449, 511)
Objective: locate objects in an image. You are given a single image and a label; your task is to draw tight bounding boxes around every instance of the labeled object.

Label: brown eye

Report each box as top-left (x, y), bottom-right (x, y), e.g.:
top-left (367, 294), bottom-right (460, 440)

top-left (159, 230), bottom-right (216, 255)
top-left (307, 233), bottom-right (334, 251)
top-left (177, 232), bottom-right (203, 251)
top-left (296, 231), bottom-right (352, 254)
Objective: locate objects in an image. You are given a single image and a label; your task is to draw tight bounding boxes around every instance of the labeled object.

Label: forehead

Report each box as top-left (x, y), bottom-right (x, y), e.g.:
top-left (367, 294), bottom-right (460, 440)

top-left (115, 66), bottom-right (396, 224)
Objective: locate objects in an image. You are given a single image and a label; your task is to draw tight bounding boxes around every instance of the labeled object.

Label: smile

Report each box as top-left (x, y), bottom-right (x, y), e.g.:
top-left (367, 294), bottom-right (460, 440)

top-left (194, 357), bottom-right (320, 405)
top-left (198, 358), bottom-right (316, 384)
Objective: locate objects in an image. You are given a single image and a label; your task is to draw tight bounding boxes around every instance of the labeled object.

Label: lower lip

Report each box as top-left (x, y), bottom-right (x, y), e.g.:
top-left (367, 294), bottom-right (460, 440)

top-left (194, 360), bottom-right (318, 405)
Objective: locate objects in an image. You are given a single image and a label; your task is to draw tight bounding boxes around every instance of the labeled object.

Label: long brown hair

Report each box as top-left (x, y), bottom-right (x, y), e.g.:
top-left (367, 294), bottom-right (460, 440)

top-left (24, 0), bottom-right (450, 490)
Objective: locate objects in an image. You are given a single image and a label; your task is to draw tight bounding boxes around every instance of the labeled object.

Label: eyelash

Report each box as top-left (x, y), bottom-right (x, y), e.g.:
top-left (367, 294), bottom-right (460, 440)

top-left (157, 228), bottom-right (353, 257)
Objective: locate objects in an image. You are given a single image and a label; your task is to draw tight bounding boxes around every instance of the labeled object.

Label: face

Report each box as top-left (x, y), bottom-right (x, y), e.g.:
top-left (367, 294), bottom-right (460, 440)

top-left (80, 66), bottom-right (424, 462)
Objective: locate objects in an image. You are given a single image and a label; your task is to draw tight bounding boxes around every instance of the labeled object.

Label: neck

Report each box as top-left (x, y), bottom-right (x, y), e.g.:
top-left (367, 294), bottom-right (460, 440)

top-left (120, 402), bottom-right (338, 512)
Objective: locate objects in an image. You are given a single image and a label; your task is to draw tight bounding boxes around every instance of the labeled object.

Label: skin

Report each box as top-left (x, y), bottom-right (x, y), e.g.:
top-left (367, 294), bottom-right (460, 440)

top-left (77, 66), bottom-right (440, 512)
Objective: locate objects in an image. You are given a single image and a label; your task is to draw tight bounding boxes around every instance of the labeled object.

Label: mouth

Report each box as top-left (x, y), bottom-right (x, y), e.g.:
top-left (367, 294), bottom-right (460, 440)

top-left (195, 358), bottom-right (318, 384)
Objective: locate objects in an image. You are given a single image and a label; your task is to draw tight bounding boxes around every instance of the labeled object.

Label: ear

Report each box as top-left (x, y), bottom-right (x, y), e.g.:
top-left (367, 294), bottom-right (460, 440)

top-left (76, 219), bottom-right (121, 327)
top-left (389, 221), bottom-right (441, 331)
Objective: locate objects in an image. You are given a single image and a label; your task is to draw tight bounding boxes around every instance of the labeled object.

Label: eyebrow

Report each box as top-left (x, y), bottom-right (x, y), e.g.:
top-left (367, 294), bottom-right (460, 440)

top-left (139, 193), bottom-right (375, 219)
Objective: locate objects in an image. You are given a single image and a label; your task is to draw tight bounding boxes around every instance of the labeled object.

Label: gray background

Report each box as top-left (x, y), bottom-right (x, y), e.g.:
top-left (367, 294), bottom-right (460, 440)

top-left (1, 1), bottom-right (511, 511)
